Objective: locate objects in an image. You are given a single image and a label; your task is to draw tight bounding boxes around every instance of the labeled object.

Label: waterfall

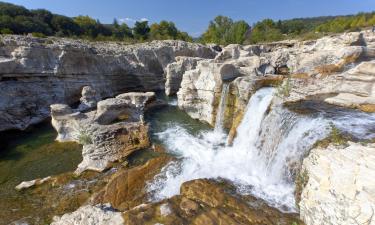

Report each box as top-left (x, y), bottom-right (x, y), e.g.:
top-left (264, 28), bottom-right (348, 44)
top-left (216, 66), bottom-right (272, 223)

top-left (148, 87), bottom-right (375, 212)
top-left (214, 83), bottom-right (230, 132)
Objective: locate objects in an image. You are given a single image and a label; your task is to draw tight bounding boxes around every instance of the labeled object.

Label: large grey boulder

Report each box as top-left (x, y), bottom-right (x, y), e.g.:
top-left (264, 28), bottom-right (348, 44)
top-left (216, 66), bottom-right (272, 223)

top-left (51, 91), bottom-right (155, 174)
top-left (299, 142), bottom-right (375, 225)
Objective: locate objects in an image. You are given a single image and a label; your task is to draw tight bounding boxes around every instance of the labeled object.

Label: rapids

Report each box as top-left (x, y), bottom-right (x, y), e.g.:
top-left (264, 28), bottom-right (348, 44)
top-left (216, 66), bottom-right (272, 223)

top-left (148, 87), bottom-right (375, 212)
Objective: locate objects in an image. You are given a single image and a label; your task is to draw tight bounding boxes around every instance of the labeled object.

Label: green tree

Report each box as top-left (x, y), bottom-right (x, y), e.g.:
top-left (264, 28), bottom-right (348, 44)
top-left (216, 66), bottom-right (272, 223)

top-left (133, 21), bottom-right (150, 40)
top-left (249, 19), bottom-right (283, 44)
top-left (51, 15), bottom-right (81, 36)
top-left (201, 16), bottom-right (250, 45)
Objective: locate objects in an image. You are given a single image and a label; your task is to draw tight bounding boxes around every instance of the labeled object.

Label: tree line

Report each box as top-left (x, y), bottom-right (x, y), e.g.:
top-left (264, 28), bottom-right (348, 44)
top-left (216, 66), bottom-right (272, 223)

top-left (0, 1), bottom-right (374, 45)
top-left (0, 2), bottom-right (191, 42)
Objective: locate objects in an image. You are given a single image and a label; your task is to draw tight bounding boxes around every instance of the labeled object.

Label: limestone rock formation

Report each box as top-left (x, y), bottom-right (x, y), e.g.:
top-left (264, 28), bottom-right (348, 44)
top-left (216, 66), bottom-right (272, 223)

top-left (165, 56), bottom-right (202, 96)
top-left (51, 91), bottom-right (156, 174)
top-left (0, 36), bottom-right (217, 132)
top-left (285, 60), bottom-right (375, 112)
top-left (177, 60), bottom-right (241, 126)
top-left (177, 31), bottom-right (375, 132)
top-left (299, 142), bottom-right (375, 225)
top-left (78, 86), bottom-right (101, 111)
top-left (51, 204), bottom-right (124, 225)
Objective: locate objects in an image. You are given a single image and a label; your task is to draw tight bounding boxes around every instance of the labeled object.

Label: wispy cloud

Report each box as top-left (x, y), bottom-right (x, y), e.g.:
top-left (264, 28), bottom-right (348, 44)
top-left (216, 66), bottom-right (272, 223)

top-left (118, 17), bottom-right (149, 25)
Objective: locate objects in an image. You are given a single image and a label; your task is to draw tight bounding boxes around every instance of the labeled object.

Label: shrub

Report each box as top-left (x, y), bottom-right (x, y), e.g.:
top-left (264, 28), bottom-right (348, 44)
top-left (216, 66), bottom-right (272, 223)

top-left (31, 32), bottom-right (47, 38)
top-left (276, 77), bottom-right (292, 98)
top-left (295, 169), bottom-right (309, 205)
top-left (0, 28), bottom-right (13, 34)
top-left (77, 129), bottom-right (92, 145)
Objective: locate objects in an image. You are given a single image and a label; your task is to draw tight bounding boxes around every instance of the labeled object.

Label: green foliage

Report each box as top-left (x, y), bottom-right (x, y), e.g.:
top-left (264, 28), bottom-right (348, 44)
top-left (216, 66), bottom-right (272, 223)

top-left (248, 12), bottom-right (375, 44)
top-left (31, 32), bottom-right (46, 38)
top-left (249, 19), bottom-right (283, 44)
top-left (133, 21), bottom-right (150, 40)
top-left (329, 123), bottom-right (347, 146)
top-left (0, 1), bottom-right (191, 43)
top-left (276, 78), bottom-right (292, 98)
top-left (150, 20), bottom-right (192, 41)
top-left (201, 15), bottom-right (250, 45)
top-left (77, 130), bottom-right (92, 145)
top-left (295, 169), bottom-right (309, 205)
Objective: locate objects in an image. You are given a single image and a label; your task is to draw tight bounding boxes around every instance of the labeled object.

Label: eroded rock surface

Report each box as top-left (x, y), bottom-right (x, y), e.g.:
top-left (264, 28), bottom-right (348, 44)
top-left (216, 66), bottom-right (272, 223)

top-left (122, 179), bottom-right (303, 225)
top-left (285, 60), bottom-right (375, 112)
top-left (177, 31), bottom-right (375, 133)
top-left (0, 36), bottom-right (217, 132)
top-left (299, 142), bottom-right (375, 225)
top-left (51, 91), bottom-right (155, 173)
top-left (51, 204), bottom-right (124, 225)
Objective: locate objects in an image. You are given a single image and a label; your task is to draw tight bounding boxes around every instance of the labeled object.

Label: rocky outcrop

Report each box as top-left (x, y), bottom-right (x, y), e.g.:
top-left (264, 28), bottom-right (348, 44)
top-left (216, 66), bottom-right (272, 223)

top-left (0, 36), bottom-right (217, 132)
top-left (285, 60), bottom-right (375, 112)
top-left (122, 179), bottom-right (303, 225)
top-left (55, 179), bottom-right (302, 225)
top-left (51, 91), bottom-right (156, 173)
top-left (177, 31), bottom-right (375, 132)
top-left (177, 60), bottom-right (242, 126)
top-left (299, 142), bottom-right (375, 225)
top-left (15, 176), bottom-right (51, 191)
top-left (93, 155), bottom-right (170, 211)
top-left (51, 204), bottom-right (124, 225)
top-left (165, 56), bottom-right (202, 96)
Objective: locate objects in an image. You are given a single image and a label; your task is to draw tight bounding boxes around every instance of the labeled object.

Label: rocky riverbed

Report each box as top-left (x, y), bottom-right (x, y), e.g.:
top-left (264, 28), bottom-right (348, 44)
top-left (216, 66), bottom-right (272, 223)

top-left (1, 31), bottom-right (375, 225)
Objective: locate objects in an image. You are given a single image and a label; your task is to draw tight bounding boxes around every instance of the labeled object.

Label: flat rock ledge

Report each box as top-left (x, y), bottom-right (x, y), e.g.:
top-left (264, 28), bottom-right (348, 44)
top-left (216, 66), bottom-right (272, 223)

top-left (51, 87), bottom-right (156, 174)
top-left (299, 142), bottom-right (375, 225)
top-left (51, 204), bottom-right (124, 225)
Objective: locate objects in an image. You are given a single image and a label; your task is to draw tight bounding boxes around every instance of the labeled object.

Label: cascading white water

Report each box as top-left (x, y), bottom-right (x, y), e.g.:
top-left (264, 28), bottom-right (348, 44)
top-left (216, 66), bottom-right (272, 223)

top-left (148, 87), bottom-right (375, 212)
top-left (214, 83), bottom-right (230, 132)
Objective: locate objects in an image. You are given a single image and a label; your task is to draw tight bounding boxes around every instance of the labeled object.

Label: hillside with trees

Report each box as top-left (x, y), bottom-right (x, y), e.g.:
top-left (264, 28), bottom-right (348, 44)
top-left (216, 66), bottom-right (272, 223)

top-left (0, 1), bottom-right (374, 45)
top-left (0, 1), bottom-right (192, 42)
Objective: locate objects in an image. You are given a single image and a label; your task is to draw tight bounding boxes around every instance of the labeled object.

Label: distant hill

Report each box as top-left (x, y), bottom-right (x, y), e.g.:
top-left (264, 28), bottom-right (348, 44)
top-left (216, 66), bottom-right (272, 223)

top-left (0, 1), bottom-right (192, 42)
top-left (247, 12), bottom-right (375, 44)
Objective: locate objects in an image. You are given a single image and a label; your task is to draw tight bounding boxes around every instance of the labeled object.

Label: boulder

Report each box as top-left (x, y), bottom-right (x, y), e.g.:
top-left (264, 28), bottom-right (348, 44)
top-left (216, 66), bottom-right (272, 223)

top-left (51, 91), bottom-right (155, 173)
top-left (78, 86), bottom-right (101, 111)
top-left (51, 204), bottom-right (124, 225)
top-left (299, 142), bottom-right (375, 225)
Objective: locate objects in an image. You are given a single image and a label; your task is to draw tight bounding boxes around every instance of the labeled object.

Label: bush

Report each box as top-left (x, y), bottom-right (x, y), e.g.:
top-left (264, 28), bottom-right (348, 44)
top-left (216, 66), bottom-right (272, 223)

top-left (31, 32), bottom-right (46, 38)
top-left (276, 78), bottom-right (292, 98)
top-left (0, 28), bottom-right (12, 34)
top-left (77, 130), bottom-right (92, 145)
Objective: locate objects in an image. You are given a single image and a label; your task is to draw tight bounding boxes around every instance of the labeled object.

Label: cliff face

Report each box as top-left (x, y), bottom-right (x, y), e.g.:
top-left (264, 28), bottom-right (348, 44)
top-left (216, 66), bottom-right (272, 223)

top-left (176, 31), bottom-right (375, 135)
top-left (0, 36), bottom-right (217, 131)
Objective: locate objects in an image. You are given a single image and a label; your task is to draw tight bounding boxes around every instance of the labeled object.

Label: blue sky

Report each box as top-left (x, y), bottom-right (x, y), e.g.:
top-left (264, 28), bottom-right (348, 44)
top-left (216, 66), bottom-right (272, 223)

top-left (4, 0), bottom-right (375, 37)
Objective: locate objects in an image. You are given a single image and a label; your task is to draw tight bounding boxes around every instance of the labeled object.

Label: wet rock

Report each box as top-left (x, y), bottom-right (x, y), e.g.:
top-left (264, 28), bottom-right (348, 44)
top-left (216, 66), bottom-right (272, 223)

top-left (0, 36), bottom-right (217, 132)
top-left (122, 179), bottom-right (303, 225)
top-left (299, 142), bottom-right (375, 225)
top-left (93, 156), bottom-right (170, 211)
top-left (15, 176), bottom-right (51, 191)
top-left (51, 204), bottom-right (124, 225)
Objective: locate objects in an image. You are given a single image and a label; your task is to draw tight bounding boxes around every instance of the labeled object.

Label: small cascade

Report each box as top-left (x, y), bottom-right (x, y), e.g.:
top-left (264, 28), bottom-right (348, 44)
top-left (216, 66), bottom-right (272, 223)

top-left (214, 83), bottom-right (230, 132)
top-left (148, 87), bottom-right (375, 212)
